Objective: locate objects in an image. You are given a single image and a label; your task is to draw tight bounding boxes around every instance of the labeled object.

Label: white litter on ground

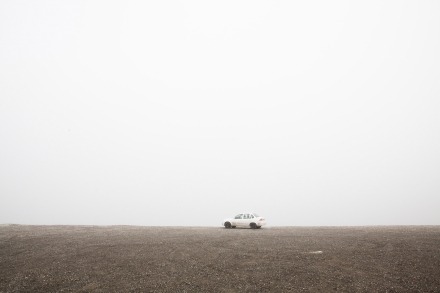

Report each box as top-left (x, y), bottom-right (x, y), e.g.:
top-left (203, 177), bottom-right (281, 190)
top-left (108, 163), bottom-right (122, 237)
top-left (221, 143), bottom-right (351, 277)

top-left (309, 251), bottom-right (323, 254)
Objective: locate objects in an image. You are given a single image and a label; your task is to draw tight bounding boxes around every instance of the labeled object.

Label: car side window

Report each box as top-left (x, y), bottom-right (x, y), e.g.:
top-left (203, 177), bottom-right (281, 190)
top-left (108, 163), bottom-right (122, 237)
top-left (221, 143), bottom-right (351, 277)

top-left (235, 214), bottom-right (242, 219)
top-left (250, 214), bottom-right (254, 219)
top-left (244, 214), bottom-right (248, 219)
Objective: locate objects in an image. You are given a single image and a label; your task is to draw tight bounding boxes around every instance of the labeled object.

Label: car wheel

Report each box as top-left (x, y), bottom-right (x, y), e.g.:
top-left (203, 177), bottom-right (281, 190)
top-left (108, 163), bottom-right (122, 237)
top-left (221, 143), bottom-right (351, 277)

top-left (232, 226), bottom-right (236, 228)
top-left (257, 226), bottom-right (261, 229)
top-left (250, 223), bottom-right (257, 229)
top-left (224, 222), bottom-right (232, 229)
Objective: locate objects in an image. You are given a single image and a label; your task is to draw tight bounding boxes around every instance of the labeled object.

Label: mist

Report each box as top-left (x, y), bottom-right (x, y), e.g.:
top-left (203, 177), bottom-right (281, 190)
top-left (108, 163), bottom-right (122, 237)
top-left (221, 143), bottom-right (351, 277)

top-left (1, 0), bottom-right (439, 226)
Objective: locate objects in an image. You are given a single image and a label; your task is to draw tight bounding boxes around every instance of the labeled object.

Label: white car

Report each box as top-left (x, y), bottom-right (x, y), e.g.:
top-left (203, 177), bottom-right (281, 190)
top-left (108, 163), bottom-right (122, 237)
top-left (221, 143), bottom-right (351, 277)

top-left (222, 213), bottom-right (266, 229)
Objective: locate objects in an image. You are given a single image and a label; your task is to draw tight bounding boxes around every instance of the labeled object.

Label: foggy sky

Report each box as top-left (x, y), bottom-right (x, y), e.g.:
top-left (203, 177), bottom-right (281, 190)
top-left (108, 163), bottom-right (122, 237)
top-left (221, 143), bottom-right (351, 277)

top-left (1, 1), bottom-right (439, 226)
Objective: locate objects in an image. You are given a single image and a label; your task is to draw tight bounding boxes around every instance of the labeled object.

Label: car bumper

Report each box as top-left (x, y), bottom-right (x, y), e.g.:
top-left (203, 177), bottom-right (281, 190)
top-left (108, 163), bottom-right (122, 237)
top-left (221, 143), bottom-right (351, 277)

top-left (257, 220), bottom-right (266, 226)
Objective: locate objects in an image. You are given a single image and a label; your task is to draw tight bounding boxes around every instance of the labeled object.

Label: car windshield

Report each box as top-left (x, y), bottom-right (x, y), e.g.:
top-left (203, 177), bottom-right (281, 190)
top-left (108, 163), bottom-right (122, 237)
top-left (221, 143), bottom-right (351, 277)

top-left (253, 213), bottom-right (260, 217)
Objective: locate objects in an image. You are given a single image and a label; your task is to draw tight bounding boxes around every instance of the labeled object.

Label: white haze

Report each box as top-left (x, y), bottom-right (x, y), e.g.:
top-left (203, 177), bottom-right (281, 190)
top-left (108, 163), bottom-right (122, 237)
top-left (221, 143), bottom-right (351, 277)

top-left (1, 1), bottom-right (439, 226)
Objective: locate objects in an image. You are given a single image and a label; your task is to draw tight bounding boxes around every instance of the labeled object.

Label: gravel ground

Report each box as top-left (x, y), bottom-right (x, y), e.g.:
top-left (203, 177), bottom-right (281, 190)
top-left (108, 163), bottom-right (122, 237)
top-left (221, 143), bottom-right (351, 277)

top-left (1, 225), bottom-right (440, 292)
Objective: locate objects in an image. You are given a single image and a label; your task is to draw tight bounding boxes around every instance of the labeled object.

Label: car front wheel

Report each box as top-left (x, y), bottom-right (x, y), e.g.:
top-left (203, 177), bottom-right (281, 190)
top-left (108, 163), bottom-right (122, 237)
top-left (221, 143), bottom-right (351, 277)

top-left (224, 222), bottom-right (232, 229)
top-left (250, 223), bottom-right (257, 229)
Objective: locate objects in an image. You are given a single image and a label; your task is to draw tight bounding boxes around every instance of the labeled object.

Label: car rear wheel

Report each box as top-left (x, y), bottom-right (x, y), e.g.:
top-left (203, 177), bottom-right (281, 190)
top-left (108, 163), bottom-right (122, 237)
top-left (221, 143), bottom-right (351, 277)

top-left (224, 222), bottom-right (231, 229)
top-left (232, 226), bottom-right (236, 228)
top-left (250, 223), bottom-right (257, 229)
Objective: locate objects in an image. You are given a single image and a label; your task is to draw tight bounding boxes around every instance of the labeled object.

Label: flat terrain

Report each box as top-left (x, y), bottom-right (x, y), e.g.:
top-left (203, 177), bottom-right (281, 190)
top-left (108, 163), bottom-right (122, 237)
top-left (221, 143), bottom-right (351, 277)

top-left (1, 225), bottom-right (439, 292)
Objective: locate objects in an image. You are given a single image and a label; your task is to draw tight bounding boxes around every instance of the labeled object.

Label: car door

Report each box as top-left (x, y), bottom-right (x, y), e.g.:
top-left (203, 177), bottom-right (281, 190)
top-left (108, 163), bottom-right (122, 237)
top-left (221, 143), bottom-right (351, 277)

top-left (232, 214), bottom-right (243, 226)
top-left (243, 214), bottom-right (252, 227)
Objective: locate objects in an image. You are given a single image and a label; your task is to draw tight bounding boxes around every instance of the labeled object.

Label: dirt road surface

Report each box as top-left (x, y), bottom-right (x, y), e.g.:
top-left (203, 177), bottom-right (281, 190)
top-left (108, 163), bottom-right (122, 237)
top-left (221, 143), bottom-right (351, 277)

top-left (1, 225), bottom-right (439, 292)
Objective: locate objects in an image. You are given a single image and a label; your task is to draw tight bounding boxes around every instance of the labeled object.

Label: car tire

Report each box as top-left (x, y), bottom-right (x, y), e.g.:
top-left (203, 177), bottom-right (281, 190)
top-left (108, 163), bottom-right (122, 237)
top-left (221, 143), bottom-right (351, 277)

top-left (257, 226), bottom-right (261, 229)
top-left (250, 223), bottom-right (257, 229)
top-left (232, 226), bottom-right (236, 228)
top-left (224, 222), bottom-right (232, 229)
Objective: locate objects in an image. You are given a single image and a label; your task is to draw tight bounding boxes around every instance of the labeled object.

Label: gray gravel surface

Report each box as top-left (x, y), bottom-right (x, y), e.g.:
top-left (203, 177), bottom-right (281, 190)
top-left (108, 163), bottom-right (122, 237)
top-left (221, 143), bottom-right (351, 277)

top-left (1, 225), bottom-right (440, 292)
